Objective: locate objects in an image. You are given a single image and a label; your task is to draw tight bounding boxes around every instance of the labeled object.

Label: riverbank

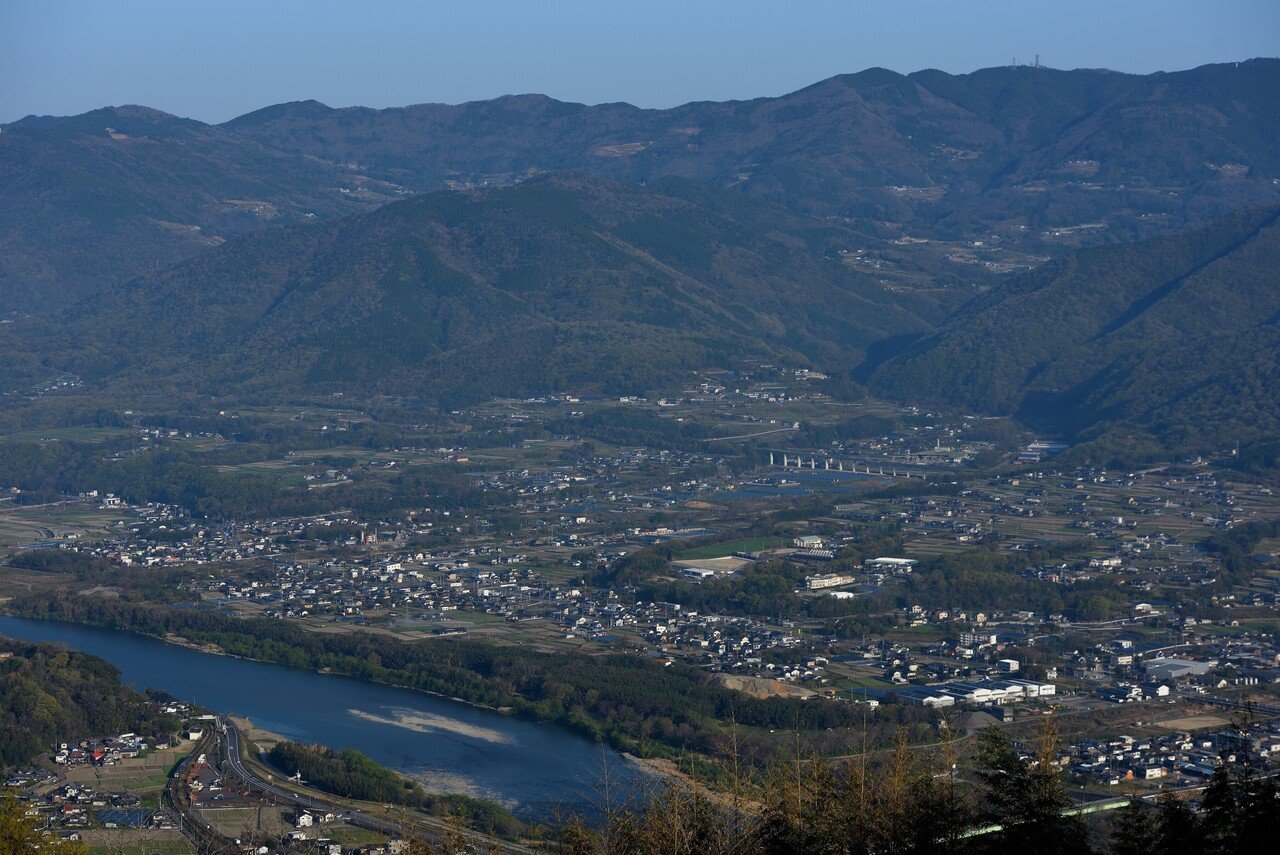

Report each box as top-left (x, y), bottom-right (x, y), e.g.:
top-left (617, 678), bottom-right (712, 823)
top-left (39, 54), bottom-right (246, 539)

top-left (0, 612), bottom-right (645, 822)
top-left (6, 605), bottom-right (664, 782)
top-left (228, 715), bottom-right (286, 752)
top-left (148, 629), bottom-right (536, 722)
top-left (223, 719), bottom-right (539, 848)
top-left (6, 582), bottom-right (882, 772)
top-left (1, 594), bottom-right (777, 765)
top-left (162, 633), bottom-right (228, 656)
top-left (627, 755), bottom-right (759, 812)
top-left (4, 608), bottom-right (529, 722)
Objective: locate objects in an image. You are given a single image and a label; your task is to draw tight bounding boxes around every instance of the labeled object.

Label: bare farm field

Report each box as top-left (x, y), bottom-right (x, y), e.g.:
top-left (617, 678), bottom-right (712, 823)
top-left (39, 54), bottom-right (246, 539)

top-left (1154, 715), bottom-right (1230, 731)
top-left (0, 503), bottom-right (129, 549)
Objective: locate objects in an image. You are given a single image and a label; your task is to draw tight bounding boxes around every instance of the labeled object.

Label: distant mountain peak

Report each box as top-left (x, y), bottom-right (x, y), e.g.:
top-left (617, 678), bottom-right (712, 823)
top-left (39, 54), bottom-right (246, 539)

top-left (109, 104), bottom-right (182, 120)
top-left (5, 58), bottom-right (1279, 322)
top-left (5, 103), bottom-right (188, 132)
top-left (224, 99), bottom-right (337, 127)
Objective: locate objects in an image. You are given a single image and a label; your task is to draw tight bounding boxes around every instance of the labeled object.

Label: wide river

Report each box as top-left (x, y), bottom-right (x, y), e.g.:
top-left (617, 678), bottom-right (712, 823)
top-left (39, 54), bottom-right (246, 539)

top-left (0, 614), bottom-right (638, 822)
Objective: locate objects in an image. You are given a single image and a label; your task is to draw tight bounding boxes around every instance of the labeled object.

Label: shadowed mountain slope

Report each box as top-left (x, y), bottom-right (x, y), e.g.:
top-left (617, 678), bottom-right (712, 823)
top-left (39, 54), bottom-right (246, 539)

top-left (6, 176), bottom-right (953, 403)
top-left (6, 60), bottom-right (1278, 310)
top-left (868, 205), bottom-right (1280, 455)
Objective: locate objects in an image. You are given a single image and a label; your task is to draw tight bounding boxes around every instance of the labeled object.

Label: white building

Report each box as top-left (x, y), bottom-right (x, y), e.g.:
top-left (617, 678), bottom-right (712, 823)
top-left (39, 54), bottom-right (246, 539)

top-left (805, 573), bottom-right (855, 590)
top-left (864, 557), bottom-right (918, 573)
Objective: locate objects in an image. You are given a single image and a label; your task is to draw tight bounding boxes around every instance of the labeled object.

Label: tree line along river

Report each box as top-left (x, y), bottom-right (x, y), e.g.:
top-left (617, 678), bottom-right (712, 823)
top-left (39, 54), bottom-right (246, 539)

top-left (0, 614), bottom-right (639, 822)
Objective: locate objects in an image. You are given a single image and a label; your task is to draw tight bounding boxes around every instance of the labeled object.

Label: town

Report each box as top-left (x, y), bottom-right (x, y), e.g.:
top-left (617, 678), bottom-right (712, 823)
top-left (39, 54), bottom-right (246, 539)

top-left (3, 371), bottom-right (1279, 853)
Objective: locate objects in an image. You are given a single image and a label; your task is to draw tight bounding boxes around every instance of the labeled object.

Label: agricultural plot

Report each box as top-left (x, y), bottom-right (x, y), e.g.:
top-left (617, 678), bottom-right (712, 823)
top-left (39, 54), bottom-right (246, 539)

top-left (0, 566), bottom-right (67, 600)
top-left (677, 537), bottom-right (786, 559)
top-left (65, 743), bottom-right (195, 798)
top-left (0, 504), bottom-right (131, 548)
top-left (325, 826), bottom-right (388, 846)
top-left (1155, 715), bottom-right (1230, 731)
top-left (84, 831), bottom-right (193, 855)
top-left (200, 806), bottom-right (293, 839)
top-left (0, 426), bottom-right (131, 443)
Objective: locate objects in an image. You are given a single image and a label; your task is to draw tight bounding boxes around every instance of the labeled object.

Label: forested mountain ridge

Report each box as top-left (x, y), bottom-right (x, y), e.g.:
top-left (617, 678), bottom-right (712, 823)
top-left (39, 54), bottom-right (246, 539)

top-left (4, 60), bottom-right (1278, 458)
top-left (3, 175), bottom-right (953, 403)
top-left (0, 106), bottom-right (391, 309)
top-left (225, 60), bottom-right (1280, 229)
top-left (4, 59), bottom-right (1278, 311)
top-left (868, 205), bottom-right (1280, 458)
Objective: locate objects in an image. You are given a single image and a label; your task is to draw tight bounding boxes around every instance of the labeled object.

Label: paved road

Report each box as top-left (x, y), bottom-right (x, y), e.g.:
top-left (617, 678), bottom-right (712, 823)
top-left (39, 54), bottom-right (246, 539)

top-left (220, 719), bottom-right (407, 836)
top-left (218, 717), bottom-right (538, 854)
top-left (705, 426), bottom-right (798, 442)
top-left (1200, 695), bottom-right (1280, 717)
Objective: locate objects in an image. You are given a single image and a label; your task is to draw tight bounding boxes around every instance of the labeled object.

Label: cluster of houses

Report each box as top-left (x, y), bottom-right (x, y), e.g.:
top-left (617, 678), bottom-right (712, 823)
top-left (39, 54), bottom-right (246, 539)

top-left (837, 464), bottom-right (1255, 575)
top-left (1064, 721), bottom-right (1280, 787)
top-left (43, 498), bottom-right (283, 568)
top-left (53, 733), bottom-right (150, 767)
top-left (479, 445), bottom-right (720, 510)
top-left (227, 554), bottom-right (551, 621)
top-left (271, 807), bottom-right (417, 855)
top-left (23, 784), bottom-right (174, 832)
top-left (639, 604), bottom-right (805, 669)
top-left (282, 823), bottom-right (409, 855)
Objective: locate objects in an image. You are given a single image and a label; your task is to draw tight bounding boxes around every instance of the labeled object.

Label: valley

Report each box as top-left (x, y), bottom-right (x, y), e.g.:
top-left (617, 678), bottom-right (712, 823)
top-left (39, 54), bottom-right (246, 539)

top-left (3, 43), bottom-right (1280, 855)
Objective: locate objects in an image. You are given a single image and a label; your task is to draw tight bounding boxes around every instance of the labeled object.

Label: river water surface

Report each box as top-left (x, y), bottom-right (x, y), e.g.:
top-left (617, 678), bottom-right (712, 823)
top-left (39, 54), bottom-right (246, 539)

top-left (0, 614), bottom-right (637, 821)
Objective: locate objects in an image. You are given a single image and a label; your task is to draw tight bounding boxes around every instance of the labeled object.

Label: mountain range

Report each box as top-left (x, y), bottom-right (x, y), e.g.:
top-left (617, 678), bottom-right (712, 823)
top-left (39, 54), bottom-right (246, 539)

top-left (225, 59), bottom-right (1280, 226)
top-left (3, 60), bottom-right (1279, 459)
top-left (4, 60), bottom-right (1279, 311)
top-left (3, 175), bottom-right (951, 403)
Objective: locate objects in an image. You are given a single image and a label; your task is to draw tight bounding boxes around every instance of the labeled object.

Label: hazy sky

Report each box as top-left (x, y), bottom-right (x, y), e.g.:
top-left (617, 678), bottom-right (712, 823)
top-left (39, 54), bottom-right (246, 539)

top-left (3, 0), bottom-right (1277, 124)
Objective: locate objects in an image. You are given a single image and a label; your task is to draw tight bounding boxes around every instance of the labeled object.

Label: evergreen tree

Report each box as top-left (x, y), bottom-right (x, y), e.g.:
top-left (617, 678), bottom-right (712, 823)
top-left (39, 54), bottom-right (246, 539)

top-left (972, 722), bottom-right (1091, 853)
top-left (1236, 773), bottom-right (1280, 854)
top-left (1199, 764), bottom-right (1238, 853)
top-left (1109, 797), bottom-right (1153, 855)
top-left (1153, 791), bottom-right (1202, 855)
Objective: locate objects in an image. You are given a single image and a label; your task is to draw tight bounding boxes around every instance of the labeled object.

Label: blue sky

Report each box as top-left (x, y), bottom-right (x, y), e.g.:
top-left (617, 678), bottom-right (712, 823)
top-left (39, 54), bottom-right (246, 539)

top-left (2, 0), bottom-right (1277, 123)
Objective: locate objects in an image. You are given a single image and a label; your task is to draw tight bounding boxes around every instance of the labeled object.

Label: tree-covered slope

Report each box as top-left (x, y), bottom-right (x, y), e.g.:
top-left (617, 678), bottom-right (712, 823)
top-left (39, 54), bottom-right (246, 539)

top-left (0, 106), bottom-right (392, 310)
top-left (226, 60), bottom-right (1280, 234)
top-left (7, 60), bottom-right (1278, 311)
top-left (0, 638), bottom-right (178, 767)
top-left (868, 205), bottom-right (1280, 456)
top-left (9, 175), bottom-right (951, 403)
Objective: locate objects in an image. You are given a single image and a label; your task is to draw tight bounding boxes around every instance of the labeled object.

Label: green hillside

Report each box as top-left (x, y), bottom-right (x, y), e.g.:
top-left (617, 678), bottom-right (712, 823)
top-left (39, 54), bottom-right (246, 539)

top-left (0, 638), bottom-right (179, 767)
top-left (0, 106), bottom-right (384, 309)
top-left (4, 175), bottom-right (953, 403)
top-left (6, 60), bottom-right (1279, 311)
top-left (869, 205), bottom-right (1280, 458)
